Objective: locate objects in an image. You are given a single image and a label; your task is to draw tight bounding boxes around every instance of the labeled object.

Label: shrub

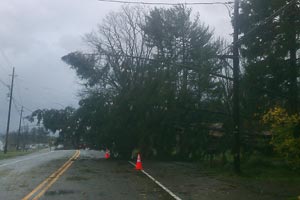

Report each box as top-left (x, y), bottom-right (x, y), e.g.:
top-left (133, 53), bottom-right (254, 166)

top-left (262, 107), bottom-right (300, 169)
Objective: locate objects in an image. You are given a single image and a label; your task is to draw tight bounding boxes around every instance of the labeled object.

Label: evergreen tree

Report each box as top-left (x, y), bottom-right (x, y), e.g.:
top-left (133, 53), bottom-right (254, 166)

top-left (239, 0), bottom-right (300, 116)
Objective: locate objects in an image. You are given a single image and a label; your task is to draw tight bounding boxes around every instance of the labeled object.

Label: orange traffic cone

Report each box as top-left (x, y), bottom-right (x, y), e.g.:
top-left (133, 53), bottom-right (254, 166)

top-left (105, 149), bottom-right (110, 159)
top-left (135, 153), bottom-right (143, 170)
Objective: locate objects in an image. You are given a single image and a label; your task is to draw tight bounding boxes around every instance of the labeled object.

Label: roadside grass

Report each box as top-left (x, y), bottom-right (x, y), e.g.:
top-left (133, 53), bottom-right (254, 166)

top-left (197, 152), bottom-right (300, 183)
top-left (240, 157), bottom-right (300, 183)
top-left (0, 150), bottom-right (35, 161)
top-left (195, 153), bottom-right (300, 200)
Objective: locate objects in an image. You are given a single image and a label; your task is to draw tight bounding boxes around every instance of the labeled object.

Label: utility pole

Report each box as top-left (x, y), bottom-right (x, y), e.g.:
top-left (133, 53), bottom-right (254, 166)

top-left (232, 0), bottom-right (241, 173)
top-left (288, 2), bottom-right (297, 114)
top-left (16, 106), bottom-right (23, 150)
top-left (4, 67), bottom-right (15, 154)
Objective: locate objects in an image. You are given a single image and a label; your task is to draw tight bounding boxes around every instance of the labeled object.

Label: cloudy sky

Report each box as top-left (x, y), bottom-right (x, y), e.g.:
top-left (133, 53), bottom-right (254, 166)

top-left (0, 0), bottom-right (232, 133)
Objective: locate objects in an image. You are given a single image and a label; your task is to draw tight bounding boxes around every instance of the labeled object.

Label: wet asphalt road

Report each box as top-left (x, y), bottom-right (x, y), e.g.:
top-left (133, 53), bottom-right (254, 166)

top-left (0, 150), bottom-right (172, 200)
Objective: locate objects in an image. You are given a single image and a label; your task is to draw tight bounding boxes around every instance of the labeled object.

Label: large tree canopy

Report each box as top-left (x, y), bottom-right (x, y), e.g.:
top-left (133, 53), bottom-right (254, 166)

top-left (27, 1), bottom-right (300, 172)
top-left (59, 5), bottom-right (230, 158)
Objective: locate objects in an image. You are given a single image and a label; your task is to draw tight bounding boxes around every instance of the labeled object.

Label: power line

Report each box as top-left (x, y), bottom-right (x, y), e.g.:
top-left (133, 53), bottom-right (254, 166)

top-left (237, 0), bottom-right (298, 45)
top-left (83, 52), bottom-right (232, 80)
top-left (15, 78), bottom-right (24, 106)
top-left (219, 0), bottom-right (298, 57)
top-left (16, 76), bottom-right (75, 98)
top-left (13, 76), bottom-right (76, 112)
top-left (98, 0), bottom-right (233, 5)
top-left (0, 78), bottom-right (9, 89)
top-left (0, 63), bottom-right (10, 73)
top-left (26, 107), bottom-right (36, 114)
top-left (12, 97), bottom-right (35, 113)
top-left (0, 48), bottom-right (13, 69)
top-left (12, 97), bottom-right (21, 115)
top-left (23, 105), bottom-right (35, 113)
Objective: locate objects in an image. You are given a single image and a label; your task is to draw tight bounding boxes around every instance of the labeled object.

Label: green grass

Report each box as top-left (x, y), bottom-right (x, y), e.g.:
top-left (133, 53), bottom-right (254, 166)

top-left (195, 154), bottom-right (300, 200)
top-left (0, 150), bottom-right (35, 160)
top-left (240, 159), bottom-right (300, 182)
top-left (196, 153), bottom-right (300, 183)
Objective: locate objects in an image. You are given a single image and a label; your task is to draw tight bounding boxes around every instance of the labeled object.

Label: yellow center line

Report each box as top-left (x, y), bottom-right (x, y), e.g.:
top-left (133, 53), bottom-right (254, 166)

top-left (22, 151), bottom-right (78, 200)
top-left (25, 151), bottom-right (78, 196)
top-left (22, 150), bottom-right (80, 200)
top-left (32, 151), bottom-right (80, 200)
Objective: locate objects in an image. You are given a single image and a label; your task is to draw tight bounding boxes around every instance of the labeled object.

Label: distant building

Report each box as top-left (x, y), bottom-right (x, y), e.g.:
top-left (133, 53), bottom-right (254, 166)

top-left (208, 123), bottom-right (225, 138)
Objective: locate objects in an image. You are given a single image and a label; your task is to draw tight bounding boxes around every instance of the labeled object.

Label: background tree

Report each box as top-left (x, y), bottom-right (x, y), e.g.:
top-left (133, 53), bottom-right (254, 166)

top-left (239, 0), bottom-right (300, 116)
top-left (28, 107), bottom-right (78, 147)
top-left (238, 0), bottom-right (300, 157)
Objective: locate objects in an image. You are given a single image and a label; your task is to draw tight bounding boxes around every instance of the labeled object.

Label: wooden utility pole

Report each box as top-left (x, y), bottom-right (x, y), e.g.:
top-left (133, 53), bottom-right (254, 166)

top-left (232, 0), bottom-right (241, 173)
top-left (4, 67), bottom-right (15, 154)
top-left (16, 106), bottom-right (23, 150)
top-left (288, 2), bottom-right (297, 114)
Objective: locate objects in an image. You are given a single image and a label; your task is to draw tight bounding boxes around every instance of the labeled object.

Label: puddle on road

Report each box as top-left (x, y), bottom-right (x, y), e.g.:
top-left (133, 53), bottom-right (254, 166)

top-left (66, 175), bottom-right (89, 181)
top-left (45, 189), bottom-right (75, 196)
top-left (79, 167), bottom-right (96, 174)
top-left (217, 184), bottom-right (237, 191)
top-left (0, 169), bottom-right (12, 176)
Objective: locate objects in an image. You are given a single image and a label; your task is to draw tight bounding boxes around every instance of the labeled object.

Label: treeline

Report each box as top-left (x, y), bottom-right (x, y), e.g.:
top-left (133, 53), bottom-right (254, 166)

top-left (0, 127), bottom-right (50, 150)
top-left (30, 1), bottom-right (300, 164)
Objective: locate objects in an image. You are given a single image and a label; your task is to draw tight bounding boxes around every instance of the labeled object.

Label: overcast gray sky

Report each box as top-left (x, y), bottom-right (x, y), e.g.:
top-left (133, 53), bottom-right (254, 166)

top-left (0, 0), bottom-right (232, 133)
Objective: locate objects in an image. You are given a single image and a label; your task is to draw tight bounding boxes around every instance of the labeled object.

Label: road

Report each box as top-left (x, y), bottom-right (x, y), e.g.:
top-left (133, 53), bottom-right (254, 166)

top-left (0, 150), bottom-right (173, 200)
top-left (1, 150), bottom-right (299, 200)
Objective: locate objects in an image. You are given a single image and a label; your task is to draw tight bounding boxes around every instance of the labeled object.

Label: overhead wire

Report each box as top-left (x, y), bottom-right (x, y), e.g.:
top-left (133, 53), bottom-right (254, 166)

top-left (12, 97), bottom-right (36, 113)
top-left (0, 44), bottom-right (13, 90)
top-left (11, 74), bottom-right (76, 113)
top-left (83, 51), bottom-right (233, 80)
top-left (0, 78), bottom-right (9, 89)
top-left (15, 75), bottom-right (77, 99)
top-left (23, 106), bottom-right (35, 113)
top-left (220, 0), bottom-right (298, 53)
top-left (0, 47), bottom-right (13, 69)
top-left (12, 97), bottom-right (21, 115)
top-left (14, 77), bottom-right (24, 106)
top-left (0, 63), bottom-right (10, 74)
top-left (0, 40), bottom-right (32, 119)
top-left (236, 0), bottom-right (298, 45)
top-left (97, 0), bottom-right (233, 5)
top-left (97, 0), bottom-right (234, 55)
